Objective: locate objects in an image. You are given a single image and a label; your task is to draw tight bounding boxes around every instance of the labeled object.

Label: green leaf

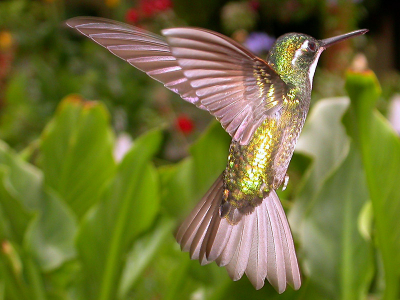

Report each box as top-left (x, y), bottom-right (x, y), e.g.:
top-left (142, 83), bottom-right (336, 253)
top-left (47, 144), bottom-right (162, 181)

top-left (345, 70), bottom-right (400, 299)
top-left (24, 256), bottom-right (46, 300)
top-left (39, 96), bottom-right (116, 218)
top-left (119, 122), bottom-right (230, 299)
top-left (159, 120), bottom-right (230, 219)
top-left (24, 188), bottom-right (77, 271)
top-left (0, 141), bottom-right (77, 271)
top-left (302, 146), bottom-right (373, 299)
top-left (288, 97), bottom-right (374, 299)
top-left (190, 121), bottom-right (231, 194)
top-left (290, 98), bottom-right (351, 235)
top-left (76, 129), bottom-right (162, 300)
top-left (118, 217), bottom-right (175, 299)
top-left (208, 274), bottom-right (303, 300)
top-left (159, 158), bottom-right (195, 219)
top-left (0, 241), bottom-right (31, 300)
top-left (0, 166), bottom-right (32, 243)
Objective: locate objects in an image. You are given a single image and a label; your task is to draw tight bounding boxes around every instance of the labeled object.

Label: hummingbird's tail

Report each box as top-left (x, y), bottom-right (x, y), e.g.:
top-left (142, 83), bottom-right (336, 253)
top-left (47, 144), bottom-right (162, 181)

top-left (175, 174), bottom-right (301, 293)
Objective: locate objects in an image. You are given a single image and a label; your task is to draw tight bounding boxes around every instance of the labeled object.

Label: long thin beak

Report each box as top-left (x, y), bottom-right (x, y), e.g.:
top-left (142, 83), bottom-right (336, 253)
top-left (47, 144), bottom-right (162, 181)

top-left (320, 29), bottom-right (368, 49)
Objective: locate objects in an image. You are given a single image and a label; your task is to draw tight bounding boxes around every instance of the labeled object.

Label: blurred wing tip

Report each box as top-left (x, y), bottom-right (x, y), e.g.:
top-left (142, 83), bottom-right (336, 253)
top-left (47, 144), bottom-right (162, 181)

top-left (66, 16), bottom-right (105, 26)
top-left (65, 16), bottom-right (92, 28)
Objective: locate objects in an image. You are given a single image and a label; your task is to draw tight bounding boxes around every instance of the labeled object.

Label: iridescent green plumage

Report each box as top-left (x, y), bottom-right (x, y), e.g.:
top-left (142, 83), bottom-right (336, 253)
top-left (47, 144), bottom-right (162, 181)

top-left (223, 99), bottom-right (305, 218)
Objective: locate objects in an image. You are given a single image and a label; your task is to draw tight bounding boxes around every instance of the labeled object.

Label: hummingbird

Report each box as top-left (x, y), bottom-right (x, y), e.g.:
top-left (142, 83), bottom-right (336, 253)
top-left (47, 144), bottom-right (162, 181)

top-left (66, 17), bottom-right (367, 293)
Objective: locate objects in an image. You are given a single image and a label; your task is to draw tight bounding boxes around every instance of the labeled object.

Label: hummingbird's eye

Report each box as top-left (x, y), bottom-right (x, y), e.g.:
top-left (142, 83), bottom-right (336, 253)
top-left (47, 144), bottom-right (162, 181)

top-left (307, 41), bottom-right (317, 52)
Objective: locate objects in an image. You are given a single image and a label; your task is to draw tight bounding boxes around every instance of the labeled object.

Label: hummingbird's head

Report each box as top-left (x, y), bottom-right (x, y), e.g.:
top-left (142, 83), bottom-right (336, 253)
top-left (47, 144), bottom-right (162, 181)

top-left (267, 29), bottom-right (368, 88)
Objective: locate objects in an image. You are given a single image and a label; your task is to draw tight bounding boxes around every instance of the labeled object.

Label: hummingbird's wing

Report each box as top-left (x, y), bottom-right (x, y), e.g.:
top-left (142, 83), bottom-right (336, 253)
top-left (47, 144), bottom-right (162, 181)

top-left (66, 17), bottom-right (286, 145)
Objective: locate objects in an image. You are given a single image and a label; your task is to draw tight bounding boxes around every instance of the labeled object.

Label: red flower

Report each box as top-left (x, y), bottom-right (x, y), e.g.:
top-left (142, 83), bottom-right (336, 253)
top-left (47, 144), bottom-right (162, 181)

top-left (139, 0), bottom-right (156, 17)
top-left (154, 0), bottom-right (172, 11)
top-left (138, 0), bottom-right (172, 18)
top-left (176, 114), bottom-right (194, 135)
top-left (125, 8), bottom-right (139, 23)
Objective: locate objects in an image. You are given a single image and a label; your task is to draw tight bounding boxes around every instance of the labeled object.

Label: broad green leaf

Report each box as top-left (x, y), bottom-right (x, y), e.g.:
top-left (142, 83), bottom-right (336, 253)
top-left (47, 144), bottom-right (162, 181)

top-left (158, 158), bottom-right (195, 219)
top-left (208, 274), bottom-right (303, 300)
top-left (24, 188), bottom-right (77, 271)
top-left (190, 120), bottom-right (231, 194)
top-left (132, 122), bottom-right (230, 300)
top-left (118, 217), bottom-right (175, 299)
top-left (288, 98), bottom-right (374, 299)
top-left (0, 241), bottom-right (31, 300)
top-left (0, 141), bottom-right (77, 271)
top-left (302, 146), bottom-right (373, 299)
top-left (42, 259), bottom-right (82, 300)
top-left (123, 232), bottom-right (197, 300)
top-left (345, 71), bottom-right (400, 299)
top-left (0, 167), bottom-right (32, 243)
top-left (77, 129), bottom-right (162, 300)
top-left (39, 96), bottom-right (116, 218)
top-left (23, 256), bottom-right (46, 300)
top-left (290, 98), bottom-right (350, 235)
top-left (159, 120), bottom-right (230, 219)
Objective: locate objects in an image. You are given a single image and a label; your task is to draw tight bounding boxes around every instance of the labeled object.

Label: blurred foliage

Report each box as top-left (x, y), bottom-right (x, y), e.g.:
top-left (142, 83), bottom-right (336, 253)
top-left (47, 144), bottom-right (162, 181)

top-left (1, 69), bottom-right (400, 299)
top-left (1, 0), bottom-right (400, 299)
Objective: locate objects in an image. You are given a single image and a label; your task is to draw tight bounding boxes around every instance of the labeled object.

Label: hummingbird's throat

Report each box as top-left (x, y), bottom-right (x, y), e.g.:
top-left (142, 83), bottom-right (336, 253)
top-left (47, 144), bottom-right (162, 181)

top-left (286, 40), bottom-right (324, 88)
top-left (308, 49), bottom-right (323, 88)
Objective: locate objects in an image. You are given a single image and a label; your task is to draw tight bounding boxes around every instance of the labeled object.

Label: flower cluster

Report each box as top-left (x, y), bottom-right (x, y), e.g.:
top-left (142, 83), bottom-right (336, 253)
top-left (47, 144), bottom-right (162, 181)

top-left (126, 0), bottom-right (173, 24)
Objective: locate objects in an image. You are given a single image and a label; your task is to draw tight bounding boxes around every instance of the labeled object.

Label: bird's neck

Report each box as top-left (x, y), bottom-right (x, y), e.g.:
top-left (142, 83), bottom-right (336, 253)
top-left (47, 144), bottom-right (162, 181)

top-left (268, 62), bottom-right (311, 93)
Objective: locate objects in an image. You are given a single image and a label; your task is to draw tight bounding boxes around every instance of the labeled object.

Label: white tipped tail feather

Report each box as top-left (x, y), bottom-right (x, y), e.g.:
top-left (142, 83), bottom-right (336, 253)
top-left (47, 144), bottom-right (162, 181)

top-left (175, 174), bottom-right (301, 293)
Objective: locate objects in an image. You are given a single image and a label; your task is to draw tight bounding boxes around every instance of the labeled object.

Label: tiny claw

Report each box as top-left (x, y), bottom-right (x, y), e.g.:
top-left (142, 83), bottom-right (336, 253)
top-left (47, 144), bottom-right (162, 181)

top-left (282, 174), bottom-right (289, 191)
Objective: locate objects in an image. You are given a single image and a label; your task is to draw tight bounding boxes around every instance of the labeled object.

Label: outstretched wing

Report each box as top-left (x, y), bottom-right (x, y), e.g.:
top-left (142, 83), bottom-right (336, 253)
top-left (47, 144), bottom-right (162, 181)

top-left (66, 17), bottom-right (286, 145)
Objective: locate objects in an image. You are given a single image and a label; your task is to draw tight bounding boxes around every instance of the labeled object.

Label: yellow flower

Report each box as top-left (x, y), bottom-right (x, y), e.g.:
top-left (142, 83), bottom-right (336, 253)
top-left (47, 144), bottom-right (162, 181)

top-left (105, 0), bottom-right (120, 8)
top-left (0, 31), bottom-right (13, 50)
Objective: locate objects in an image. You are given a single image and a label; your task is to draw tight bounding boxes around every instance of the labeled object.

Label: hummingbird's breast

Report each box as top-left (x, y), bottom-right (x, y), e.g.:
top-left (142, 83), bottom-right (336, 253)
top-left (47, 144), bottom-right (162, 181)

top-left (223, 93), bottom-right (307, 213)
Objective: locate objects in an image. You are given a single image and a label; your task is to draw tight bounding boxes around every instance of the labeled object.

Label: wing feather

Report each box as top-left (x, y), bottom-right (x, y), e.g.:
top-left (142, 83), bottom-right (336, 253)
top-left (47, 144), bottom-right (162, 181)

top-left (66, 17), bottom-right (286, 144)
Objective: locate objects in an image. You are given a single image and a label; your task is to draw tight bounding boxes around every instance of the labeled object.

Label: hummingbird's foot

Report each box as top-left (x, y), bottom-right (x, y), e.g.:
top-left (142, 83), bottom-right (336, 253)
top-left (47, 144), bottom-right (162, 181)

top-left (282, 174), bottom-right (289, 191)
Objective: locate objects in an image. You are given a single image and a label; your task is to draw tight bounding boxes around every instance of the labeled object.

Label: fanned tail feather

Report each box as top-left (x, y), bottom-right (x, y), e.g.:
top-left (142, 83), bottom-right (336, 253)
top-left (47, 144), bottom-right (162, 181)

top-left (175, 173), bottom-right (302, 292)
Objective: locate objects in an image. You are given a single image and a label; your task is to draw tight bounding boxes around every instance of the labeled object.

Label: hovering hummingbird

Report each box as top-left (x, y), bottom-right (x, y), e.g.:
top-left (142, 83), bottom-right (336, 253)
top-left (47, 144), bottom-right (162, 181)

top-left (66, 17), bottom-right (367, 293)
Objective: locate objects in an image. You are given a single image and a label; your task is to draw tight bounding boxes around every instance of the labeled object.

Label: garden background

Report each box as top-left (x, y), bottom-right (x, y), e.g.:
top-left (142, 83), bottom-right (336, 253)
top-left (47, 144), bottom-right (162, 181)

top-left (1, 0), bottom-right (400, 299)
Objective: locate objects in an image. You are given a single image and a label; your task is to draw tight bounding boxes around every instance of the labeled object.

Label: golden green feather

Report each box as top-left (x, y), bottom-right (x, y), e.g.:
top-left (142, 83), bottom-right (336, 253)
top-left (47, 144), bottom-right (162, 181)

top-left (223, 86), bottom-right (305, 220)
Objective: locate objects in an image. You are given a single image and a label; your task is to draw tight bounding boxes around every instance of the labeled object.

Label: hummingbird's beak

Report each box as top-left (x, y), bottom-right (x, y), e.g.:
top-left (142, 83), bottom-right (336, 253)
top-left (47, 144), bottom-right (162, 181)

top-left (320, 29), bottom-right (368, 49)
